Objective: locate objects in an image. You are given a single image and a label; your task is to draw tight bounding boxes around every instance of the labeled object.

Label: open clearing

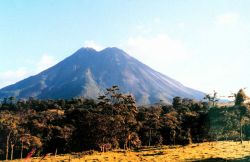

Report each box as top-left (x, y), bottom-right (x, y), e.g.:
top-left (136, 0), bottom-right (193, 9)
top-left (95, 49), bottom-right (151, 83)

top-left (8, 141), bottom-right (250, 162)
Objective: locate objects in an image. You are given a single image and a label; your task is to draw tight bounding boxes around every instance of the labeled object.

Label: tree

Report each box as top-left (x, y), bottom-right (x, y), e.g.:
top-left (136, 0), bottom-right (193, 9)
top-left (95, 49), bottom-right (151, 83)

top-left (235, 89), bottom-right (248, 106)
top-left (203, 91), bottom-right (219, 107)
top-left (137, 107), bottom-right (162, 146)
top-left (161, 111), bottom-right (180, 145)
top-left (0, 111), bottom-right (20, 160)
top-left (237, 106), bottom-right (250, 143)
top-left (97, 86), bottom-right (139, 149)
top-left (172, 97), bottom-right (182, 110)
top-left (231, 89), bottom-right (250, 143)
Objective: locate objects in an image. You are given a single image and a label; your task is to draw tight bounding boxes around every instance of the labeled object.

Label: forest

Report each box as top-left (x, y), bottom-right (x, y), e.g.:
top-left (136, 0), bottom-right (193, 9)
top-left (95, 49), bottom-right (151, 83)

top-left (0, 86), bottom-right (249, 160)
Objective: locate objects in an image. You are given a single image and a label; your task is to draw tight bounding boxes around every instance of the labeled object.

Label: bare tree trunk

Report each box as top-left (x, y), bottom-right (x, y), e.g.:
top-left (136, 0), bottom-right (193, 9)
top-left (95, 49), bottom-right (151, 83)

top-left (148, 129), bottom-right (152, 146)
top-left (239, 113), bottom-right (244, 144)
top-left (124, 140), bottom-right (128, 150)
top-left (240, 121), bottom-right (243, 144)
top-left (6, 131), bottom-right (11, 160)
top-left (10, 143), bottom-right (14, 160)
top-left (127, 133), bottom-right (131, 150)
top-left (20, 140), bottom-right (23, 159)
top-left (55, 148), bottom-right (57, 157)
top-left (173, 131), bottom-right (176, 146)
top-left (188, 128), bottom-right (192, 144)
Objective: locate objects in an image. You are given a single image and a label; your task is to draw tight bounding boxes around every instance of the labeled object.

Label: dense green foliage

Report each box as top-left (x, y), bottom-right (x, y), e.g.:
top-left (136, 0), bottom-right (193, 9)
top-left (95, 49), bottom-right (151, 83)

top-left (0, 86), bottom-right (249, 160)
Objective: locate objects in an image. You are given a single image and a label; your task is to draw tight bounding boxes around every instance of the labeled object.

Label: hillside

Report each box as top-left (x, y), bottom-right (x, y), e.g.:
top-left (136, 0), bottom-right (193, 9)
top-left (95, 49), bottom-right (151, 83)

top-left (0, 47), bottom-right (204, 105)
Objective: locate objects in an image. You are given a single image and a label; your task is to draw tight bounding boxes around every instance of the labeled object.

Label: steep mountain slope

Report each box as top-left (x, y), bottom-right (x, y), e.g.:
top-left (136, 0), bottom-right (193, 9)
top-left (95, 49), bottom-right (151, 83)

top-left (0, 47), bottom-right (204, 104)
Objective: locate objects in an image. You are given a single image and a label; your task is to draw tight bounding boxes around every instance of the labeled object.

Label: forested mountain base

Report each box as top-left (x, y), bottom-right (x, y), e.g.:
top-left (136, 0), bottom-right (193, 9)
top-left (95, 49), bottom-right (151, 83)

top-left (0, 87), bottom-right (250, 161)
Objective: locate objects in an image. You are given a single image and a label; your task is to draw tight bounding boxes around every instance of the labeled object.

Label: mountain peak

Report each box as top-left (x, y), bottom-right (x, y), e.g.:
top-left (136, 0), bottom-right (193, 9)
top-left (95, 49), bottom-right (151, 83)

top-left (75, 47), bottom-right (126, 56)
top-left (0, 47), bottom-right (204, 105)
top-left (100, 47), bottom-right (131, 60)
top-left (77, 47), bottom-right (97, 53)
top-left (101, 47), bottom-right (124, 52)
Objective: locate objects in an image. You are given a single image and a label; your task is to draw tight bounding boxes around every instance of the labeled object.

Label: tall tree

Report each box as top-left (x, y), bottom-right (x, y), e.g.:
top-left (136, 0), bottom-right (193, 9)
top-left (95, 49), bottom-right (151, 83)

top-left (203, 91), bottom-right (219, 107)
top-left (235, 89), bottom-right (248, 106)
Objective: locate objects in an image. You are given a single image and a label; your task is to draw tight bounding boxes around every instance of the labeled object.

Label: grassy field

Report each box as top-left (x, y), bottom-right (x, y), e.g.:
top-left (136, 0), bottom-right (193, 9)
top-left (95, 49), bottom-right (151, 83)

top-left (8, 141), bottom-right (250, 162)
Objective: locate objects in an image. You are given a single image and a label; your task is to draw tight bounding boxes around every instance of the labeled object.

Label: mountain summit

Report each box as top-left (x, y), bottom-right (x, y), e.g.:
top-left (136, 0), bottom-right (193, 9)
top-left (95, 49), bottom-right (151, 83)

top-left (0, 47), bottom-right (204, 104)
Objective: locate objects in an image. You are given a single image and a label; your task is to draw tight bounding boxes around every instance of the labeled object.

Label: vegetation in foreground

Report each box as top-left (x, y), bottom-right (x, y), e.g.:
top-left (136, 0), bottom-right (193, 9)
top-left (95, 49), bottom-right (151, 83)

top-left (7, 141), bottom-right (250, 162)
top-left (0, 86), bottom-right (250, 161)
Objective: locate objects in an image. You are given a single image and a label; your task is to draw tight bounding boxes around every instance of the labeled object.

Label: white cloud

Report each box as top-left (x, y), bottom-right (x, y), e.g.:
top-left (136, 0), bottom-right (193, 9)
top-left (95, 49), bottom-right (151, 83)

top-left (216, 12), bottom-right (239, 25)
top-left (121, 34), bottom-right (189, 71)
top-left (83, 40), bottom-right (104, 51)
top-left (36, 54), bottom-right (57, 72)
top-left (0, 68), bottom-right (30, 88)
top-left (117, 34), bottom-right (191, 78)
top-left (0, 54), bottom-right (58, 88)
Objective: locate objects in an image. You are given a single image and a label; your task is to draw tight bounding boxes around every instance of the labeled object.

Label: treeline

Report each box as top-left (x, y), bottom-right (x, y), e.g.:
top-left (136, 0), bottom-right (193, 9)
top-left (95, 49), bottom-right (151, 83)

top-left (0, 86), bottom-right (250, 160)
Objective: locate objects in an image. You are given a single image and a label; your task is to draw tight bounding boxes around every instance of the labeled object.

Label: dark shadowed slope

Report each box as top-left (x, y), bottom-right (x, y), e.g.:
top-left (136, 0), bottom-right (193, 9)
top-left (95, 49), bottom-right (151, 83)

top-left (0, 47), bottom-right (204, 104)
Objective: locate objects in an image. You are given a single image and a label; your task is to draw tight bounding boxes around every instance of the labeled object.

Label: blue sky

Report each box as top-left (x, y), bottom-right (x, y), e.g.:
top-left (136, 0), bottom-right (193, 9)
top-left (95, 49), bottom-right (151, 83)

top-left (0, 0), bottom-right (250, 97)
